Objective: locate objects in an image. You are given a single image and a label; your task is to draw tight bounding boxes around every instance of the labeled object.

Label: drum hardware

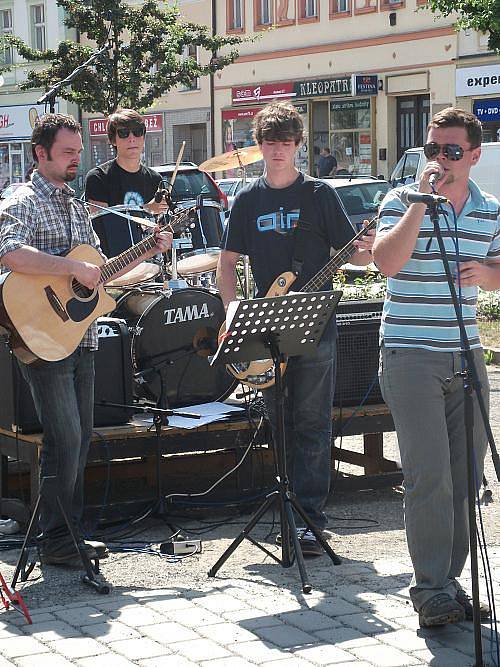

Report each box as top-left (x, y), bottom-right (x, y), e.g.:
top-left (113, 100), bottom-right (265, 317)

top-left (176, 197), bottom-right (224, 277)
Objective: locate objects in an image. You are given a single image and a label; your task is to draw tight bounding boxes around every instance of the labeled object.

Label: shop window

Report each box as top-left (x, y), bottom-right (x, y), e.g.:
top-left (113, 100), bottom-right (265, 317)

top-left (30, 3), bottom-right (46, 51)
top-left (330, 99), bottom-right (372, 175)
top-left (0, 9), bottom-right (13, 65)
top-left (276, 0), bottom-right (296, 25)
top-left (180, 44), bottom-right (200, 91)
top-left (330, 0), bottom-right (351, 18)
top-left (227, 0), bottom-right (245, 32)
top-left (298, 0), bottom-right (319, 22)
top-left (380, 0), bottom-right (405, 10)
top-left (354, 0), bottom-right (376, 14)
top-left (254, 0), bottom-right (273, 28)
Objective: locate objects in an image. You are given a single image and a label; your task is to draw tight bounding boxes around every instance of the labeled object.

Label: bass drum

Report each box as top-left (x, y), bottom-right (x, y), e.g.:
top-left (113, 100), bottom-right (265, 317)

top-left (116, 288), bottom-right (236, 408)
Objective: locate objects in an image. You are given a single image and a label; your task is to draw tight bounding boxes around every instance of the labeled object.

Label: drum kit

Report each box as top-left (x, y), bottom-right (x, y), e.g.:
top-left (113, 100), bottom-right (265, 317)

top-left (94, 144), bottom-right (263, 409)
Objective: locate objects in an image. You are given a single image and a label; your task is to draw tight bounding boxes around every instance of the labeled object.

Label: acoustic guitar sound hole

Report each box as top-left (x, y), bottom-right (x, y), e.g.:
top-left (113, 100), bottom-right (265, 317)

top-left (71, 278), bottom-right (93, 299)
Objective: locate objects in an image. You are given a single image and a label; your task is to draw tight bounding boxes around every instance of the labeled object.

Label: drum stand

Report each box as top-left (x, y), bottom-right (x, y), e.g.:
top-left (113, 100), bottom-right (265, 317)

top-left (208, 290), bottom-right (343, 593)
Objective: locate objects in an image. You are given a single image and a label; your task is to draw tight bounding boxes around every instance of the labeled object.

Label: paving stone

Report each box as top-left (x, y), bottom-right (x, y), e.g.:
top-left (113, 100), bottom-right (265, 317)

top-left (54, 606), bottom-right (107, 626)
top-left (0, 627), bottom-right (23, 639)
top-left (16, 656), bottom-right (73, 667)
top-left (260, 659), bottom-right (314, 667)
top-left (145, 598), bottom-right (195, 613)
top-left (0, 657), bottom-right (16, 666)
top-left (76, 655), bottom-right (136, 667)
top-left (164, 606), bottom-right (222, 627)
top-left (9, 612), bottom-right (55, 626)
top-left (49, 637), bottom-right (109, 658)
top-left (194, 593), bottom-right (248, 613)
top-left (291, 642), bottom-right (357, 665)
top-left (337, 611), bottom-right (400, 635)
top-left (23, 620), bottom-right (82, 641)
top-left (228, 639), bottom-right (291, 663)
top-left (138, 657), bottom-right (198, 667)
top-left (308, 597), bottom-right (365, 617)
top-left (380, 628), bottom-right (443, 652)
top-left (108, 606), bottom-right (165, 627)
top-left (252, 623), bottom-right (318, 648)
top-left (200, 658), bottom-right (255, 667)
top-left (278, 609), bottom-right (339, 632)
top-left (222, 609), bottom-right (283, 629)
top-left (171, 637), bottom-right (231, 661)
top-left (412, 646), bottom-right (475, 666)
top-left (314, 625), bottom-right (379, 648)
top-left (351, 643), bottom-right (423, 666)
top-left (0, 635), bottom-right (49, 658)
top-left (139, 621), bottom-right (198, 644)
top-left (108, 637), bottom-right (172, 659)
top-left (197, 621), bottom-right (258, 644)
top-left (81, 620), bottom-right (140, 643)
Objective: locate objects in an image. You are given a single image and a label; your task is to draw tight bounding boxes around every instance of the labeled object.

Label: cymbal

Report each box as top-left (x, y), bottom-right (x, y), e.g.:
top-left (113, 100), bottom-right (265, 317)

top-left (199, 145), bottom-right (263, 172)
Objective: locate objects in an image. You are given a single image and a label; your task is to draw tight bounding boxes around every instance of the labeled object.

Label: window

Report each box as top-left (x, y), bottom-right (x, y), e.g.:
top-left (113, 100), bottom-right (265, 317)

top-left (0, 9), bottom-right (13, 65)
top-left (330, 0), bottom-right (351, 17)
top-left (180, 44), bottom-right (199, 91)
top-left (258, 0), bottom-right (273, 25)
top-left (227, 0), bottom-right (244, 31)
top-left (298, 0), bottom-right (319, 20)
top-left (304, 0), bottom-right (317, 17)
top-left (30, 4), bottom-right (46, 51)
top-left (380, 0), bottom-right (404, 8)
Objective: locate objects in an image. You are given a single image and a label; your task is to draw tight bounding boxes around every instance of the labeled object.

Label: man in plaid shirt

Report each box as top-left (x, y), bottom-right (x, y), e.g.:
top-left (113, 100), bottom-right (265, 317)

top-left (0, 113), bottom-right (171, 567)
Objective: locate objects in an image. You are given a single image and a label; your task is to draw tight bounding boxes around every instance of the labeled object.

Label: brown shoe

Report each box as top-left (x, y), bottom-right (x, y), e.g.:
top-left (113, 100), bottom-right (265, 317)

top-left (416, 593), bottom-right (465, 628)
top-left (455, 588), bottom-right (491, 621)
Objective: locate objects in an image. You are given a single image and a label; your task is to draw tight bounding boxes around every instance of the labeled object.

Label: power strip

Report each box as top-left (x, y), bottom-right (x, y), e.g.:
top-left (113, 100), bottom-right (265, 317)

top-left (160, 540), bottom-right (202, 555)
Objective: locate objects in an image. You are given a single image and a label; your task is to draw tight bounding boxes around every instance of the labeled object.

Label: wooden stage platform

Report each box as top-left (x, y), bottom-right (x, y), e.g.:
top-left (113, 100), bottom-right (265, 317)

top-left (0, 403), bottom-right (401, 524)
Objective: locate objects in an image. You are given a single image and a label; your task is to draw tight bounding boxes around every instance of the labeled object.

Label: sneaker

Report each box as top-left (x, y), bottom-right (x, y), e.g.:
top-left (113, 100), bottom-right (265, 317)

top-left (275, 528), bottom-right (324, 557)
top-left (455, 587), bottom-right (491, 621)
top-left (80, 538), bottom-right (109, 560)
top-left (416, 593), bottom-right (465, 628)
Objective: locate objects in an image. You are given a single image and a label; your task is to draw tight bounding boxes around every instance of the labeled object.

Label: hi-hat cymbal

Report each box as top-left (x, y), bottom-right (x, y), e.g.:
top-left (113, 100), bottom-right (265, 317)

top-left (199, 145), bottom-right (263, 172)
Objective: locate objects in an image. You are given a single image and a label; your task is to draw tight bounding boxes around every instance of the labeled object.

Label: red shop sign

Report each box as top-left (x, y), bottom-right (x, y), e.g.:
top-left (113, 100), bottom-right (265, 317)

top-left (89, 113), bottom-right (163, 136)
top-left (222, 107), bottom-right (263, 121)
top-left (232, 82), bottom-right (295, 104)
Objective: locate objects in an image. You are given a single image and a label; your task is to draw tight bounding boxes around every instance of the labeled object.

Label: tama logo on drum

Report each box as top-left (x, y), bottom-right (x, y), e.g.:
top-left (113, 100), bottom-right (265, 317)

top-left (163, 302), bottom-right (211, 325)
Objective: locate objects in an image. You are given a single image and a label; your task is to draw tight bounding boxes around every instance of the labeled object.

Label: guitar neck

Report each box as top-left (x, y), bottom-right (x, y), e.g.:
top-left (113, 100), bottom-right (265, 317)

top-left (301, 217), bottom-right (377, 293)
top-left (99, 206), bottom-right (194, 283)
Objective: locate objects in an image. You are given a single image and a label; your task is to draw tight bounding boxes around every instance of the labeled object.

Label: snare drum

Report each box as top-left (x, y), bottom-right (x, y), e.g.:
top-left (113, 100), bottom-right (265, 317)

top-left (177, 199), bottom-right (224, 276)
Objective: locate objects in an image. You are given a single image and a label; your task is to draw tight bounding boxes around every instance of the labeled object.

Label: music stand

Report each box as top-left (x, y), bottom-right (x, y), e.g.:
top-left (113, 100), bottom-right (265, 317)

top-left (208, 290), bottom-right (343, 593)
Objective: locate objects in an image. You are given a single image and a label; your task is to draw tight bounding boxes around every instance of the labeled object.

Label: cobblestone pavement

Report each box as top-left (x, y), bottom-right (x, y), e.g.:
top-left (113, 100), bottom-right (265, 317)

top-left (0, 369), bottom-right (498, 666)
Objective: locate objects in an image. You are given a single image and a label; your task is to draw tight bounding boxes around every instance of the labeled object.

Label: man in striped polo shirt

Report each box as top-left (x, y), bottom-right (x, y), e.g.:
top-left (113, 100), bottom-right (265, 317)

top-left (373, 108), bottom-right (500, 628)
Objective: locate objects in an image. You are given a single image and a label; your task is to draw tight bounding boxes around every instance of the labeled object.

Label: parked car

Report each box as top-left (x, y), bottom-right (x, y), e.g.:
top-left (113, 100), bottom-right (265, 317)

top-left (321, 176), bottom-right (392, 232)
top-left (0, 182), bottom-right (25, 200)
top-left (155, 162), bottom-right (228, 210)
top-left (216, 177), bottom-right (257, 215)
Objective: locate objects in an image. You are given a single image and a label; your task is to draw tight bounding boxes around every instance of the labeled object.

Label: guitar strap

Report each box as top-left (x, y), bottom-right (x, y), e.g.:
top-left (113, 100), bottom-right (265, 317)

top-left (291, 176), bottom-right (316, 278)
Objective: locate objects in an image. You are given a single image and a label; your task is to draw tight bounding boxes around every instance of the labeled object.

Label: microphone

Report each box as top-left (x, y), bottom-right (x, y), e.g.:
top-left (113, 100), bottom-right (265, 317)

top-left (400, 190), bottom-right (448, 207)
top-left (428, 166), bottom-right (444, 189)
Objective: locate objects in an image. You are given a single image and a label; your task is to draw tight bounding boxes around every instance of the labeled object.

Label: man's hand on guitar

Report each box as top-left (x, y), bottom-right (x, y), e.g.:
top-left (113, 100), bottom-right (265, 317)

top-left (353, 219), bottom-right (376, 254)
top-left (151, 228), bottom-right (173, 256)
top-left (73, 262), bottom-right (102, 290)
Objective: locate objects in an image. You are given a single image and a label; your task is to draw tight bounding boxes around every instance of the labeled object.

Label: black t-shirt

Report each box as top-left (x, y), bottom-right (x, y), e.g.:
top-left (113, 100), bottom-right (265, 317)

top-left (85, 159), bottom-right (162, 207)
top-left (318, 154), bottom-right (337, 177)
top-left (221, 173), bottom-right (355, 296)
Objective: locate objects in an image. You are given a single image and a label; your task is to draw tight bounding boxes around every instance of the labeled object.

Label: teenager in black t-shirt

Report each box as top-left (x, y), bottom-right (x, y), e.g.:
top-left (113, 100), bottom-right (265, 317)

top-left (218, 102), bottom-right (374, 557)
top-left (85, 109), bottom-right (167, 216)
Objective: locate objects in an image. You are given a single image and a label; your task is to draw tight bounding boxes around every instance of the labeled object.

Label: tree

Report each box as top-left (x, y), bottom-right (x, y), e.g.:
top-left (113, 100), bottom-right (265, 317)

top-left (0, 0), bottom-right (244, 114)
top-left (425, 0), bottom-right (500, 53)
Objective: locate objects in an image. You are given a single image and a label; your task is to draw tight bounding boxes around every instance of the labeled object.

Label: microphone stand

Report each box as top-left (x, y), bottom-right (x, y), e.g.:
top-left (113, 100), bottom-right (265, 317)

top-left (37, 42), bottom-right (111, 113)
top-left (427, 196), bottom-right (500, 667)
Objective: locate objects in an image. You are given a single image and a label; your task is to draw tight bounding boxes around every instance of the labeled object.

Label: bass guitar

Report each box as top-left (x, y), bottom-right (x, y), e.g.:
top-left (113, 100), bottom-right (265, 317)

top-left (221, 217), bottom-right (377, 389)
top-left (0, 206), bottom-right (195, 364)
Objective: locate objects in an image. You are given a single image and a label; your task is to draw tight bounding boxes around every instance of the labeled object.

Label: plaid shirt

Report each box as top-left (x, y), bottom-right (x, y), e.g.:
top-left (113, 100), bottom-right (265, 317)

top-left (0, 170), bottom-right (102, 349)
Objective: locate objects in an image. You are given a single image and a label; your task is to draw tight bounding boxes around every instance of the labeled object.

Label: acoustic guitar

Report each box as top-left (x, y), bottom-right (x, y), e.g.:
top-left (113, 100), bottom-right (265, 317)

top-left (0, 206), bottom-right (195, 364)
top-left (221, 217), bottom-right (378, 389)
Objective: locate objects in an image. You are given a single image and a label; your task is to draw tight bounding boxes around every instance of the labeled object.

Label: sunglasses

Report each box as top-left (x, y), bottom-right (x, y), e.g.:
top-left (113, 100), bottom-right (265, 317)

top-left (423, 142), bottom-right (475, 161)
top-left (116, 126), bottom-right (146, 139)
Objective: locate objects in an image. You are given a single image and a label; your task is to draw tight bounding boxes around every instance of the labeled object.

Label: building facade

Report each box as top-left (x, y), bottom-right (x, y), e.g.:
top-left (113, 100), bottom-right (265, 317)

top-left (0, 0), bottom-right (76, 187)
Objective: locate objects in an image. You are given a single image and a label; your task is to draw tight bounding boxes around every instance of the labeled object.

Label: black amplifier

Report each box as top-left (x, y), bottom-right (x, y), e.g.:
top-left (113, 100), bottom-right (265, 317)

top-left (334, 299), bottom-right (384, 407)
top-left (0, 318), bottom-right (134, 433)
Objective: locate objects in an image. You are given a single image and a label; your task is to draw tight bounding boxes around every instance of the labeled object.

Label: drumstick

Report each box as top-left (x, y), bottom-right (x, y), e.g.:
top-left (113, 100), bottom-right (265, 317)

top-left (170, 141), bottom-right (185, 190)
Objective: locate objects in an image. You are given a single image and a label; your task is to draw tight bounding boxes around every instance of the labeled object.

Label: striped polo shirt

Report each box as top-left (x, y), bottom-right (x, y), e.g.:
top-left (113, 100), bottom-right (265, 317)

top-left (376, 179), bottom-right (500, 351)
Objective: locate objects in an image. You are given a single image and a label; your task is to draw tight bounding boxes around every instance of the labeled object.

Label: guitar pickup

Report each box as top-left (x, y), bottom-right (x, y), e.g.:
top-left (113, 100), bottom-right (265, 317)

top-left (44, 286), bottom-right (69, 321)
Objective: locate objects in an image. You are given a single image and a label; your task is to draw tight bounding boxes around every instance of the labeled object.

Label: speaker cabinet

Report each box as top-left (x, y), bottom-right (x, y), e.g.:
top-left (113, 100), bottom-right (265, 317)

top-left (0, 318), bottom-right (134, 433)
top-left (334, 299), bottom-right (384, 407)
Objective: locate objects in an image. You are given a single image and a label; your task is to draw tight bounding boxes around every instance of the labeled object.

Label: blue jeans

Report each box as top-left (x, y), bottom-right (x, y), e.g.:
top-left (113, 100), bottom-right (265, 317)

top-left (18, 349), bottom-right (95, 540)
top-left (263, 317), bottom-right (337, 530)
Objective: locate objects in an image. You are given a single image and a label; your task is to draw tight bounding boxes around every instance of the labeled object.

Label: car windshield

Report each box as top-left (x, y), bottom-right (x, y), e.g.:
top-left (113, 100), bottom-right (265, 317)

top-left (160, 171), bottom-right (219, 202)
top-left (335, 182), bottom-right (391, 216)
top-left (217, 181), bottom-right (238, 196)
